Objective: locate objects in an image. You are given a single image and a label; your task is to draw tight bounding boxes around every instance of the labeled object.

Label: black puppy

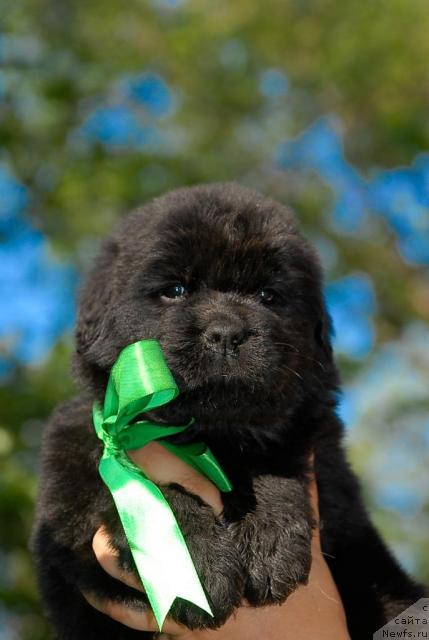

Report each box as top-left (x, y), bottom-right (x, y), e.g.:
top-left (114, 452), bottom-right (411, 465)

top-left (31, 183), bottom-right (425, 639)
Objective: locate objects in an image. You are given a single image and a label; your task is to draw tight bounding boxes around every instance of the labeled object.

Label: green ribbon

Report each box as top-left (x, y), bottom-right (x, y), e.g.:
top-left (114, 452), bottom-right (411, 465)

top-left (92, 339), bottom-right (232, 630)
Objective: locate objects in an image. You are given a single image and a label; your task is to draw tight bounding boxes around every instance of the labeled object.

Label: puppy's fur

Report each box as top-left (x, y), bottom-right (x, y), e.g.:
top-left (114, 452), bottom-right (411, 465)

top-left (31, 183), bottom-right (425, 639)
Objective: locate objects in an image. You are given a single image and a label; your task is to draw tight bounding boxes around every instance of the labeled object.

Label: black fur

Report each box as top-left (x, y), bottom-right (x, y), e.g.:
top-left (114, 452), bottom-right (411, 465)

top-left (31, 183), bottom-right (426, 639)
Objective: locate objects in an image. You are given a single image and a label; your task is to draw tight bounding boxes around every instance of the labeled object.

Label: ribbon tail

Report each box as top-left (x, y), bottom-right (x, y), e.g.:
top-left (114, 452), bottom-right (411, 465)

top-left (99, 455), bottom-right (213, 630)
top-left (161, 442), bottom-right (233, 493)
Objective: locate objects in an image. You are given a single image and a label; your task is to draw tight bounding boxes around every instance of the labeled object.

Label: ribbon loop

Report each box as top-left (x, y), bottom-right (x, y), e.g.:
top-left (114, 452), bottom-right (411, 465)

top-left (93, 339), bottom-right (232, 630)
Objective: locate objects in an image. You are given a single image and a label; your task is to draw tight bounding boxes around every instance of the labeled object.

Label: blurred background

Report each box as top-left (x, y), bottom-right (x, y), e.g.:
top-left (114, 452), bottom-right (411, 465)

top-left (1, 0), bottom-right (429, 637)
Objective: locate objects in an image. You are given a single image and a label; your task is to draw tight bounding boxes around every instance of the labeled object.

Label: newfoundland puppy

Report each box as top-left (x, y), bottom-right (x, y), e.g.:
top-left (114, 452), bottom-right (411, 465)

top-left (31, 183), bottom-right (425, 639)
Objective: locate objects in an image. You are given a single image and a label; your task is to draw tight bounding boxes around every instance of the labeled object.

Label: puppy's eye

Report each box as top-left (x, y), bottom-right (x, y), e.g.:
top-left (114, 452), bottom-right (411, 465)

top-left (259, 288), bottom-right (277, 305)
top-left (161, 283), bottom-right (187, 299)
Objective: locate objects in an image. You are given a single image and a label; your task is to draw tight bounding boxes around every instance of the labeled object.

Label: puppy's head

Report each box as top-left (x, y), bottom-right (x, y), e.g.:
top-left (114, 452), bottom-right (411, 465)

top-left (74, 183), bottom-right (338, 431)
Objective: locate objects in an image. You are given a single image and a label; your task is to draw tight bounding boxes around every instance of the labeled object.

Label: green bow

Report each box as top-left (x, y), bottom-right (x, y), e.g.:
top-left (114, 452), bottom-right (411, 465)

top-left (92, 339), bottom-right (232, 630)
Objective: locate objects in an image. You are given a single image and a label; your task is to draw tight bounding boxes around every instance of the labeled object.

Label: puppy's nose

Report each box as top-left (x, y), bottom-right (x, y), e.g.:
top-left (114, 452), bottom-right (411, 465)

top-left (204, 321), bottom-right (249, 355)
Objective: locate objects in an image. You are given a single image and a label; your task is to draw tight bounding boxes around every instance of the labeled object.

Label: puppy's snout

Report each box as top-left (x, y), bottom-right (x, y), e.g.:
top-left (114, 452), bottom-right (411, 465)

top-left (203, 319), bottom-right (249, 356)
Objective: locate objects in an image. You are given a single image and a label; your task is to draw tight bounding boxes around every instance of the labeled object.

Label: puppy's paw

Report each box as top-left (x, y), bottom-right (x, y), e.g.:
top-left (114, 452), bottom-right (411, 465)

top-left (228, 475), bottom-right (313, 606)
top-left (103, 483), bottom-right (245, 629)
top-left (162, 483), bottom-right (246, 629)
top-left (237, 516), bottom-right (312, 605)
top-left (102, 502), bottom-right (137, 574)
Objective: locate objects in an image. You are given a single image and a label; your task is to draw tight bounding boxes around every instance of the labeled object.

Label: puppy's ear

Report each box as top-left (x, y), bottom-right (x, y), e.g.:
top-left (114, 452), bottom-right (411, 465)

top-left (314, 301), bottom-right (334, 359)
top-left (73, 237), bottom-right (120, 393)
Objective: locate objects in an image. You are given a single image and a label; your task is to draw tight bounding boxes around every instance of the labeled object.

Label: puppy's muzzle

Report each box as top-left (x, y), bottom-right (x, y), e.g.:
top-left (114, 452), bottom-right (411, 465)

top-left (202, 317), bottom-right (249, 358)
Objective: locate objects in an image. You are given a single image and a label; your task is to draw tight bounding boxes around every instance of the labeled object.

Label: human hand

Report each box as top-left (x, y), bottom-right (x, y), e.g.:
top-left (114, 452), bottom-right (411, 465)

top-left (84, 444), bottom-right (351, 639)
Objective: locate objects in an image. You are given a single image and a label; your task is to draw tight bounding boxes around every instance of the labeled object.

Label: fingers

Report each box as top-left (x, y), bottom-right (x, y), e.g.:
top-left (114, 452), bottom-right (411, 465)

top-left (90, 527), bottom-right (186, 635)
top-left (82, 591), bottom-right (185, 635)
top-left (128, 441), bottom-right (224, 517)
top-left (92, 527), bottom-right (143, 591)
